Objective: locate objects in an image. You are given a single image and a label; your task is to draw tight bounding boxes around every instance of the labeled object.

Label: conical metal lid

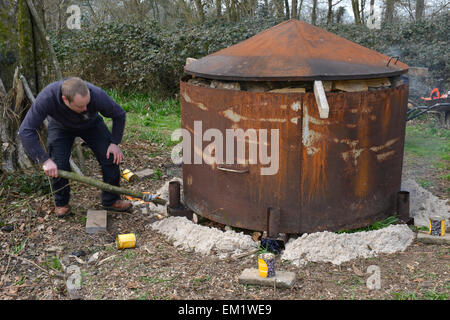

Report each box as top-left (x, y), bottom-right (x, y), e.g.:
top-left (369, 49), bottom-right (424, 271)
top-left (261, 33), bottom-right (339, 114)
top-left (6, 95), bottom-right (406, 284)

top-left (185, 19), bottom-right (408, 81)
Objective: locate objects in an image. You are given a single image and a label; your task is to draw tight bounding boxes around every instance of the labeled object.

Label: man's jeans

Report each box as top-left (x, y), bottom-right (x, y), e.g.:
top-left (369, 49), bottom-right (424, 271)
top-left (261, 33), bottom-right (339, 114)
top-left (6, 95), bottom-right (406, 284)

top-left (46, 118), bottom-right (120, 207)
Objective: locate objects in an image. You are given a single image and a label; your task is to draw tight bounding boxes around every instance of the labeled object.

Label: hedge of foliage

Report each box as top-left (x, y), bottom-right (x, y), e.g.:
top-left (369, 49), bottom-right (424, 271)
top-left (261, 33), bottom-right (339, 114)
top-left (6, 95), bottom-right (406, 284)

top-left (53, 13), bottom-right (449, 97)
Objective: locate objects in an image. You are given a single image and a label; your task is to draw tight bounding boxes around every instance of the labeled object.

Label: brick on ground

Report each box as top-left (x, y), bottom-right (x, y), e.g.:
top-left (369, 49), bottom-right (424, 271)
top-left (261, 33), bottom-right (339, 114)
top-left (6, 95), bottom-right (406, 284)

top-left (86, 209), bottom-right (107, 234)
top-left (416, 232), bottom-right (450, 245)
top-left (135, 168), bottom-right (154, 179)
top-left (238, 268), bottom-right (296, 289)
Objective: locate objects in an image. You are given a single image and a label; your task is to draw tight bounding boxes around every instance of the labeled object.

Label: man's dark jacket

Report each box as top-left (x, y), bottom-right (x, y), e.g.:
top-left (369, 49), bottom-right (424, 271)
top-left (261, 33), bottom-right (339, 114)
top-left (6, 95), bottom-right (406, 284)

top-left (18, 80), bottom-right (126, 164)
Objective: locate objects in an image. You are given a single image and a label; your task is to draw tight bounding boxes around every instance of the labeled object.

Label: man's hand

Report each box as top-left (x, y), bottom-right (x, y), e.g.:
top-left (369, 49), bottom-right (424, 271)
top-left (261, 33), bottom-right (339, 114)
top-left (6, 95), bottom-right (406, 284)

top-left (43, 159), bottom-right (58, 178)
top-left (106, 143), bottom-right (123, 165)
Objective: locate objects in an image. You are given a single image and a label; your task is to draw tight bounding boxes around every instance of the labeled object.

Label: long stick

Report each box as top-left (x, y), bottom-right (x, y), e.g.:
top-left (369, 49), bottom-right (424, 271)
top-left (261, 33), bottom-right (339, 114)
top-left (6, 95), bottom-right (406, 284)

top-left (6, 252), bottom-right (65, 279)
top-left (25, 0), bottom-right (63, 80)
top-left (57, 169), bottom-right (167, 206)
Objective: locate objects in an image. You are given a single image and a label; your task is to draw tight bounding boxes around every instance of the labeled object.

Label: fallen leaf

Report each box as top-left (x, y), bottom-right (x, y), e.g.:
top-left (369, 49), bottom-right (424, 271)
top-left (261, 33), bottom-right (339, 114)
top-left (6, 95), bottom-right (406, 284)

top-left (6, 286), bottom-right (18, 297)
top-left (45, 246), bottom-right (63, 253)
top-left (252, 232), bottom-right (261, 242)
top-left (413, 278), bottom-right (424, 283)
top-left (127, 282), bottom-right (139, 289)
top-left (88, 252), bottom-right (100, 264)
top-left (69, 255), bottom-right (86, 264)
top-left (352, 264), bottom-right (365, 277)
top-left (29, 231), bottom-right (40, 239)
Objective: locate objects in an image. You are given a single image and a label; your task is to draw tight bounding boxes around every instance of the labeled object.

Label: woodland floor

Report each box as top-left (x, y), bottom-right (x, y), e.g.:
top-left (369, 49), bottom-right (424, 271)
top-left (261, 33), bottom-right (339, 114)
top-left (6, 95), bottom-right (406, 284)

top-left (0, 117), bottom-right (448, 301)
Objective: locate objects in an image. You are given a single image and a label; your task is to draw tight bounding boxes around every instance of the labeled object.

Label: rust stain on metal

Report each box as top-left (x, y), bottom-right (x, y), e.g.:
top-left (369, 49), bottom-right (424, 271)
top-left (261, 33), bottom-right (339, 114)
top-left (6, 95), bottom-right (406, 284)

top-left (370, 138), bottom-right (399, 152)
top-left (182, 92), bottom-right (208, 111)
top-left (301, 96), bottom-right (330, 202)
top-left (222, 109), bottom-right (287, 123)
top-left (181, 81), bottom-right (408, 233)
top-left (376, 150), bottom-right (396, 162)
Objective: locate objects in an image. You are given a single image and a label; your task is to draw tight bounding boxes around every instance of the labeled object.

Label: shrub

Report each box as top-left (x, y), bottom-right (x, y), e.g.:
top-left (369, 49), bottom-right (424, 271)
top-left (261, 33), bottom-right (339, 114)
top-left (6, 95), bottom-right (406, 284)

top-left (53, 13), bottom-right (449, 97)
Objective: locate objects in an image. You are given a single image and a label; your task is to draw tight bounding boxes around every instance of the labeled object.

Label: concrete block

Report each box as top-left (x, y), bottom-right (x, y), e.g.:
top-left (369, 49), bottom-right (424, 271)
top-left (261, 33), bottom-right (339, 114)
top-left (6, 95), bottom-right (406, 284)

top-left (416, 232), bottom-right (450, 245)
top-left (238, 268), bottom-right (296, 289)
top-left (135, 168), bottom-right (154, 179)
top-left (86, 210), bottom-right (107, 234)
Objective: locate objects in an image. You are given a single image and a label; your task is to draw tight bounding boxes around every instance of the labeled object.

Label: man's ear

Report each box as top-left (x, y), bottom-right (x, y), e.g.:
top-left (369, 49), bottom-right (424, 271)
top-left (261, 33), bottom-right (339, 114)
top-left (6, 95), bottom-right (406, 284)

top-left (62, 95), bottom-right (69, 106)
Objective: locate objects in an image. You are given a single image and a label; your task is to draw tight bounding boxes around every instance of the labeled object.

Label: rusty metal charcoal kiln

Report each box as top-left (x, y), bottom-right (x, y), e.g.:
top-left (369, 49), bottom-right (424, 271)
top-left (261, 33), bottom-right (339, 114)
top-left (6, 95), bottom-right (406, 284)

top-left (178, 19), bottom-right (409, 235)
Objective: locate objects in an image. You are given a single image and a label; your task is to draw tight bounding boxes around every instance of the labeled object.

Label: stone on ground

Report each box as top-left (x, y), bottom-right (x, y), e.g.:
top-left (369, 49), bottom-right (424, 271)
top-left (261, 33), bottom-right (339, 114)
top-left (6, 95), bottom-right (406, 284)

top-left (86, 210), bottom-right (107, 234)
top-left (416, 232), bottom-right (450, 245)
top-left (135, 168), bottom-right (155, 179)
top-left (238, 268), bottom-right (296, 289)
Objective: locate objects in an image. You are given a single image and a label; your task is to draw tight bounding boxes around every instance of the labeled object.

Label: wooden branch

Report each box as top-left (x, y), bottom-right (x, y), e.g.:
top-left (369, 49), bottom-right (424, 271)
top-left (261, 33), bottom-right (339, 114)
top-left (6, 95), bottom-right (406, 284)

top-left (58, 169), bottom-right (167, 206)
top-left (19, 74), bottom-right (83, 175)
top-left (20, 74), bottom-right (35, 103)
top-left (431, 1), bottom-right (449, 16)
top-left (314, 80), bottom-right (330, 119)
top-left (0, 78), bottom-right (6, 97)
top-left (25, 0), bottom-right (62, 80)
top-left (6, 252), bottom-right (65, 279)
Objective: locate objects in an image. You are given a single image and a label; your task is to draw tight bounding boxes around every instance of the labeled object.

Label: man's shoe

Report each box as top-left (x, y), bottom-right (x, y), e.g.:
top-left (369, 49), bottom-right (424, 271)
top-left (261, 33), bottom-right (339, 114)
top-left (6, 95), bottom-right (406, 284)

top-left (103, 199), bottom-right (132, 212)
top-left (55, 205), bottom-right (71, 218)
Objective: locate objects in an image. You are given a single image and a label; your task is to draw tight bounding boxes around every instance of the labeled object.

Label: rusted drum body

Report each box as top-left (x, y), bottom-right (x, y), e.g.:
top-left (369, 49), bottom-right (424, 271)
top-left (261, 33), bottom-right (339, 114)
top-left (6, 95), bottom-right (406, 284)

top-left (180, 81), bottom-right (409, 233)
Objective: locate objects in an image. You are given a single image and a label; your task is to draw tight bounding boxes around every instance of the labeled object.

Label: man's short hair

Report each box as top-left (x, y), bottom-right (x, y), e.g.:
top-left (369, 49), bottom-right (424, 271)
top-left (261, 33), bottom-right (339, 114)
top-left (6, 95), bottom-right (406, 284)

top-left (61, 77), bottom-right (89, 102)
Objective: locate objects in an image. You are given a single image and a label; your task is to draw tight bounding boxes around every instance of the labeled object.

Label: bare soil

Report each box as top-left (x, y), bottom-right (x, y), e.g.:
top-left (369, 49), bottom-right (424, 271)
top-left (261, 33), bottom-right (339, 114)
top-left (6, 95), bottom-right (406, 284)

top-left (0, 137), bottom-right (449, 300)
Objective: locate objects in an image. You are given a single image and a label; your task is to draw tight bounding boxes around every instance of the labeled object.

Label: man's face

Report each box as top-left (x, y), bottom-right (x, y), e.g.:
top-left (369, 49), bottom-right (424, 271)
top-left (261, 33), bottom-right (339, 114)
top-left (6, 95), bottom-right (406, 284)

top-left (63, 92), bottom-right (90, 114)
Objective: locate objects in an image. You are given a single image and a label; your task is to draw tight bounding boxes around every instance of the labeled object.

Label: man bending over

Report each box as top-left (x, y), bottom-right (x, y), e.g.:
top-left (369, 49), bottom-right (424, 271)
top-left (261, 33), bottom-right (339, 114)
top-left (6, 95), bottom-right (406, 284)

top-left (19, 77), bottom-right (132, 217)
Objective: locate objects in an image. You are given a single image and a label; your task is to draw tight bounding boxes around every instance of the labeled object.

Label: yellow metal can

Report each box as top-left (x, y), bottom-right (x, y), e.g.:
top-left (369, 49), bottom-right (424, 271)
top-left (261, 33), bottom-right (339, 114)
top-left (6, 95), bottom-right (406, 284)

top-left (428, 218), bottom-right (446, 236)
top-left (258, 253), bottom-right (275, 278)
top-left (121, 169), bottom-right (138, 183)
top-left (116, 233), bottom-right (136, 249)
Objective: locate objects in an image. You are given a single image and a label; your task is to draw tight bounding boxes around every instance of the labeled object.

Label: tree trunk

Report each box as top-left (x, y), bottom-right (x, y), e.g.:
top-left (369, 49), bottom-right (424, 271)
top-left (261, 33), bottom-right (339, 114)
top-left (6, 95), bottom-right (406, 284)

top-left (30, 0), bottom-right (51, 92)
top-left (327, 0), bottom-right (333, 24)
top-left (298, 0), bottom-right (304, 17)
top-left (311, 0), bottom-right (318, 25)
top-left (25, 0), bottom-right (62, 81)
top-left (384, 0), bottom-right (395, 23)
top-left (195, 0), bottom-right (205, 22)
top-left (0, 0), bottom-right (18, 91)
top-left (0, 68), bottom-right (33, 172)
top-left (336, 6), bottom-right (345, 23)
top-left (415, 0), bottom-right (424, 20)
top-left (351, 0), bottom-right (362, 24)
top-left (284, 0), bottom-right (290, 19)
top-left (216, 0), bottom-right (222, 17)
top-left (360, 0), bottom-right (366, 23)
top-left (273, 0), bottom-right (284, 18)
top-left (291, 0), bottom-right (298, 18)
top-left (18, 0), bottom-right (37, 95)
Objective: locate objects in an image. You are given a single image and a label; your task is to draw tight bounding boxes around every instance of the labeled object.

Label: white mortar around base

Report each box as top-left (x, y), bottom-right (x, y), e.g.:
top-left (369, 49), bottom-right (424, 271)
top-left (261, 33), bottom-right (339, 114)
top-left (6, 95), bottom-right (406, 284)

top-left (149, 216), bottom-right (258, 259)
top-left (148, 216), bottom-right (415, 265)
top-left (281, 224), bottom-right (415, 266)
top-left (144, 179), bottom-right (441, 265)
top-left (401, 178), bottom-right (449, 229)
